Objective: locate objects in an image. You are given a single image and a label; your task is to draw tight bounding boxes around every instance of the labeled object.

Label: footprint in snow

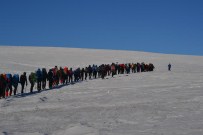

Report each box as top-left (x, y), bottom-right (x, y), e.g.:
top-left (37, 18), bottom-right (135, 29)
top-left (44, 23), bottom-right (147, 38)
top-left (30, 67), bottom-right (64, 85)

top-left (39, 97), bottom-right (48, 102)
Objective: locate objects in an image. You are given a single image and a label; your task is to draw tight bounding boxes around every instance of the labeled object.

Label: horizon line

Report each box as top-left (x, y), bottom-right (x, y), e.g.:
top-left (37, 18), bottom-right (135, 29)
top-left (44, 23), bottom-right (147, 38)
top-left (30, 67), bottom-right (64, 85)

top-left (0, 44), bottom-right (202, 57)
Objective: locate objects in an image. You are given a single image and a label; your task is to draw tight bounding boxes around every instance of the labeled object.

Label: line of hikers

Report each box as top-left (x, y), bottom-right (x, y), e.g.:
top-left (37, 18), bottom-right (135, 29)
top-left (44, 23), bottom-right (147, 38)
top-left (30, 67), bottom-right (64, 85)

top-left (0, 62), bottom-right (155, 99)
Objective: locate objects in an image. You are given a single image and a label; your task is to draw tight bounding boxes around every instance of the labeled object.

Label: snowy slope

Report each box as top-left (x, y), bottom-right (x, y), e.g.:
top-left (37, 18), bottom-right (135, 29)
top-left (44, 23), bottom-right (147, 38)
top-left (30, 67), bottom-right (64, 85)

top-left (0, 46), bottom-right (203, 135)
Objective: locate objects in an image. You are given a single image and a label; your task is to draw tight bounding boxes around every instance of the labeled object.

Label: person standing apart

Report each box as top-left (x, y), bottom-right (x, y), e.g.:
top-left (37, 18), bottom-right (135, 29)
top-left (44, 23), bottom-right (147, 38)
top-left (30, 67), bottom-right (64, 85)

top-left (168, 63), bottom-right (172, 71)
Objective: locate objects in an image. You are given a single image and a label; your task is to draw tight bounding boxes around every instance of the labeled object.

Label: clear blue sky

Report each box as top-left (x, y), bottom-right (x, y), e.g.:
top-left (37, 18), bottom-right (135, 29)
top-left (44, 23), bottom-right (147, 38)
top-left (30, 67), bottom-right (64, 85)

top-left (0, 0), bottom-right (203, 55)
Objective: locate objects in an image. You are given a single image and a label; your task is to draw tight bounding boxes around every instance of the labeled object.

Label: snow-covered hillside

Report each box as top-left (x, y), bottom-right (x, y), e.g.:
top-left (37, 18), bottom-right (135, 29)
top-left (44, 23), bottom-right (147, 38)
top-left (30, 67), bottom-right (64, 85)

top-left (0, 46), bottom-right (203, 135)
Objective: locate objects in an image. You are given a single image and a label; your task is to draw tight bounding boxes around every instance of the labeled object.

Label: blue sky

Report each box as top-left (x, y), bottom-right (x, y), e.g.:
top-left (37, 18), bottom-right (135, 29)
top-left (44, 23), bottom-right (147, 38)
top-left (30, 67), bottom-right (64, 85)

top-left (0, 0), bottom-right (203, 55)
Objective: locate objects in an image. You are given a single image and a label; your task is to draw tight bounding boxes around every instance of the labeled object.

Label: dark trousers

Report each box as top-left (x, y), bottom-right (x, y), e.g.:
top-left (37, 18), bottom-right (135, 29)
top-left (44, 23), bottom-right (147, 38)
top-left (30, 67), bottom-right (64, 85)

top-left (37, 80), bottom-right (41, 91)
top-left (13, 85), bottom-right (18, 95)
top-left (112, 71), bottom-right (115, 77)
top-left (8, 84), bottom-right (13, 96)
top-left (69, 75), bottom-right (73, 83)
top-left (48, 79), bottom-right (53, 89)
top-left (21, 83), bottom-right (25, 93)
top-left (65, 75), bottom-right (68, 84)
top-left (85, 73), bottom-right (87, 80)
top-left (0, 88), bottom-right (5, 98)
top-left (93, 72), bottom-right (97, 79)
top-left (89, 72), bottom-right (92, 79)
top-left (30, 82), bottom-right (34, 93)
top-left (42, 80), bottom-right (46, 90)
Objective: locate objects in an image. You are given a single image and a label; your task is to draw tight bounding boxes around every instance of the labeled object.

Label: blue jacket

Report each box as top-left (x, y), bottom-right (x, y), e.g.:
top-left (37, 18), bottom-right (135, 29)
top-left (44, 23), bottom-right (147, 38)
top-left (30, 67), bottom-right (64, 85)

top-left (36, 69), bottom-right (42, 80)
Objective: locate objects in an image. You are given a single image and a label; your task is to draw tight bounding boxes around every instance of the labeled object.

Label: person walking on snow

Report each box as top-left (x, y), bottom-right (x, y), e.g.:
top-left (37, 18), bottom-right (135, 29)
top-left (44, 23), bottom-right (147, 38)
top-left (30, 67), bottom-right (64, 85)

top-left (47, 69), bottom-right (53, 89)
top-left (42, 68), bottom-right (47, 90)
top-left (111, 63), bottom-right (116, 77)
top-left (168, 63), bottom-right (172, 71)
top-left (20, 72), bottom-right (27, 94)
top-left (29, 72), bottom-right (36, 93)
top-left (12, 74), bottom-right (19, 95)
top-left (36, 68), bottom-right (42, 91)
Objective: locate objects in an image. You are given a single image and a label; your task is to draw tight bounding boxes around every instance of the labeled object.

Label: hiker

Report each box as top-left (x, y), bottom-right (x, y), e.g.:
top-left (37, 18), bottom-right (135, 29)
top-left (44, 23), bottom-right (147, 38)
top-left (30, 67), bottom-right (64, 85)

top-left (73, 69), bottom-right (78, 82)
top-left (84, 67), bottom-right (88, 80)
top-left (168, 63), bottom-right (171, 71)
top-left (128, 63), bottom-right (132, 73)
top-left (114, 62), bottom-right (118, 75)
top-left (36, 68), bottom-right (42, 91)
top-left (12, 74), bottom-right (19, 95)
top-left (120, 64), bottom-right (125, 74)
top-left (141, 62), bottom-right (145, 72)
top-left (125, 64), bottom-right (130, 74)
top-left (145, 64), bottom-right (149, 72)
top-left (97, 66), bottom-right (101, 78)
top-left (92, 65), bottom-right (98, 79)
top-left (20, 72), bottom-right (28, 94)
top-left (47, 69), bottom-right (53, 89)
top-left (80, 68), bottom-right (85, 81)
top-left (29, 72), bottom-right (36, 93)
top-left (111, 63), bottom-right (116, 77)
top-left (59, 67), bottom-right (65, 85)
top-left (132, 63), bottom-right (137, 73)
top-left (100, 64), bottom-right (106, 79)
top-left (137, 63), bottom-right (141, 72)
top-left (42, 68), bottom-right (47, 90)
top-left (56, 68), bottom-right (60, 86)
top-left (0, 74), bottom-right (6, 98)
top-left (131, 63), bottom-right (134, 73)
top-left (64, 67), bottom-right (69, 84)
top-left (75, 68), bottom-right (80, 82)
top-left (69, 68), bottom-right (73, 83)
top-left (106, 64), bottom-right (111, 76)
top-left (5, 74), bottom-right (12, 97)
top-left (149, 63), bottom-right (155, 71)
top-left (88, 65), bottom-right (92, 79)
top-left (53, 66), bottom-right (59, 86)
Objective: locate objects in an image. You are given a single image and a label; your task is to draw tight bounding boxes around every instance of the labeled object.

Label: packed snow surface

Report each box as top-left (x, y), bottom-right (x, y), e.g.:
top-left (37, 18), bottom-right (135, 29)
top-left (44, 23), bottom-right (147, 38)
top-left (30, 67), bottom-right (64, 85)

top-left (0, 46), bottom-right (203, 135)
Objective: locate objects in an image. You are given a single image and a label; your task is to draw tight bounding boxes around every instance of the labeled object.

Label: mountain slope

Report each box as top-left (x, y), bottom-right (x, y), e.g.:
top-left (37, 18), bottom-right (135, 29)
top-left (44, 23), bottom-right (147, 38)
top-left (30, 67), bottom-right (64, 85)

top-left (0, 46), bottom-right (203, 135)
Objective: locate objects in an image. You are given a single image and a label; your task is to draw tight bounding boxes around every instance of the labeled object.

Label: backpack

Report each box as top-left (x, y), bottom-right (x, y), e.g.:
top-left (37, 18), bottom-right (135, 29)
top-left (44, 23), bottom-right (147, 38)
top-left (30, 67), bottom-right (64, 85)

top-left (64, 67), bottom-right (68, 74)
top-left (111, 65), bottom-right (115, 71)
top-left (36, 69), bottom-right (42, 79)
top-left (42, 68), bottom-right (47, 79)
top-left (30, 72), bottom-right (36, 83)
top-left (6, 74), bottom-right (12, 84)
top-left (69, 70), bottom-right (73, 75)
top-left (13, 74), bottom-right (19, 84)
